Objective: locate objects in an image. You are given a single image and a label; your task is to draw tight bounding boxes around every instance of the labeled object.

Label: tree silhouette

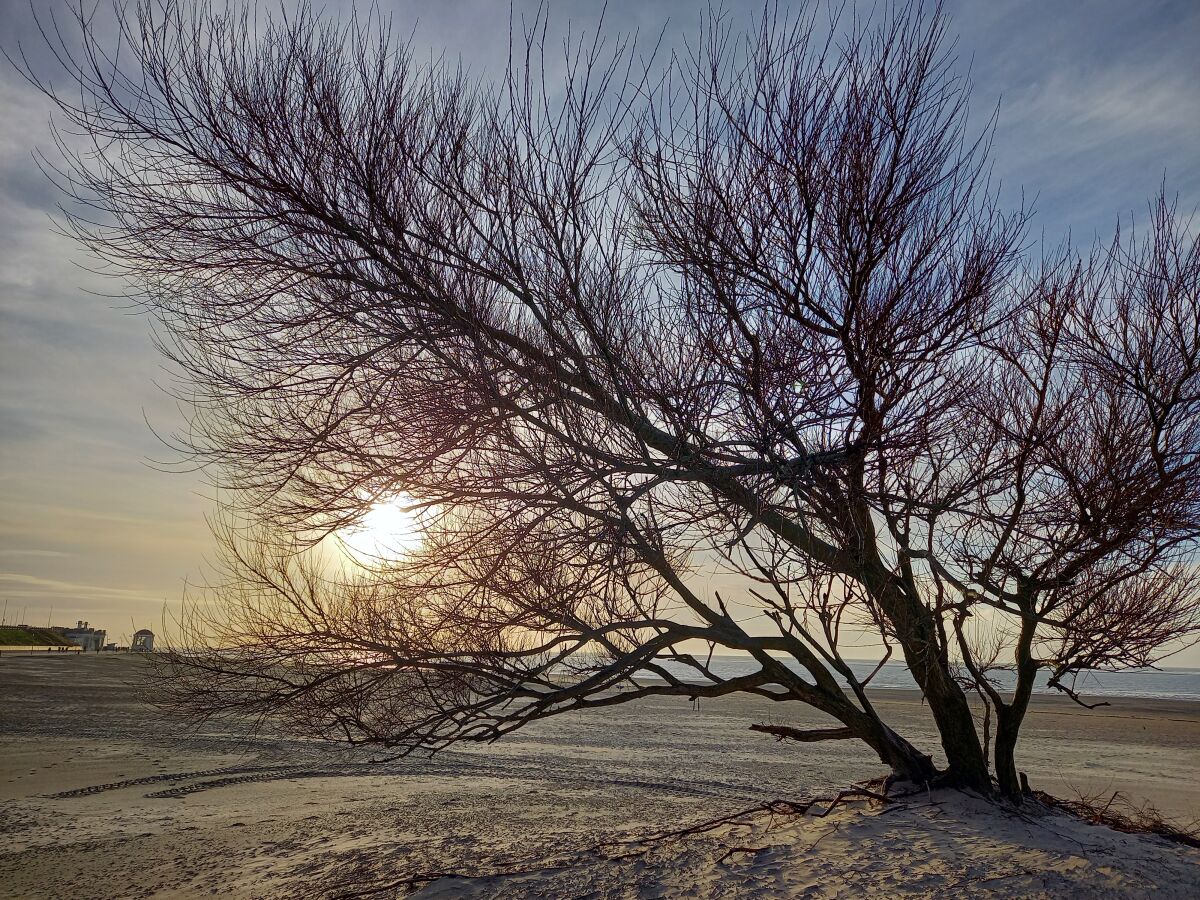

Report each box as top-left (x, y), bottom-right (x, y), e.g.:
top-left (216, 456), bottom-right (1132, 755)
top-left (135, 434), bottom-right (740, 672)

top-left (20, 0), bottom-right (1200, 799)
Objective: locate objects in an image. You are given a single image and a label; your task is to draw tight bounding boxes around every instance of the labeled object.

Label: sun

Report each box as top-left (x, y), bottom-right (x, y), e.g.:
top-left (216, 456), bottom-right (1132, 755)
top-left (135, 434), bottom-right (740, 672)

top-left (340, 496), bottom-right (425, 560)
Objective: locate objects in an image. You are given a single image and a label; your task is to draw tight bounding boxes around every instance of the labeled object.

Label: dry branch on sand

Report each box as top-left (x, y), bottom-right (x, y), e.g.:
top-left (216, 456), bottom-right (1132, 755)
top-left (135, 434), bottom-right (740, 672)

top-left (1032, 789), bottom-right (1200, 849)
top-left (327, 786), bottom-right (896, 898)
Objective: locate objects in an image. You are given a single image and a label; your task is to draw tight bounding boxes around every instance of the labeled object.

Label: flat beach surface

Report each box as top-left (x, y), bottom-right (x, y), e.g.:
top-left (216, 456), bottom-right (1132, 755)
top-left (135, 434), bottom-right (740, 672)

top-left (2, 654), bottom-right (1197, 898)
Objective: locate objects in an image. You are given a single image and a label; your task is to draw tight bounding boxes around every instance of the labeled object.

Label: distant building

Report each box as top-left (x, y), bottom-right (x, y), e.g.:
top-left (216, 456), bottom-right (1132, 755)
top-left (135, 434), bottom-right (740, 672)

top-left (59, 620), bottom-right (107, 652)
top-left (131, 629), bottom-right (155, 652)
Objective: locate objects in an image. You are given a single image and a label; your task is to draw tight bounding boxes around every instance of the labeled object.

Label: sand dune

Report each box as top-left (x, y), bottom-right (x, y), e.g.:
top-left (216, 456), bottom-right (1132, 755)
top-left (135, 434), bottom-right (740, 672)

top-left (412, 790), bottom-right (1200, 899)
top-left (1, 654), bottom-right (1197, 898)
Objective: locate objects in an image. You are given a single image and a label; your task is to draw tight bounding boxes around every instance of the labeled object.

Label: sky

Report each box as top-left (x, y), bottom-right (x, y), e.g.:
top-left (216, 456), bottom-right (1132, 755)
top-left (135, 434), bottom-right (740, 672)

top-left (1, 1), bottom-right (1198, 659)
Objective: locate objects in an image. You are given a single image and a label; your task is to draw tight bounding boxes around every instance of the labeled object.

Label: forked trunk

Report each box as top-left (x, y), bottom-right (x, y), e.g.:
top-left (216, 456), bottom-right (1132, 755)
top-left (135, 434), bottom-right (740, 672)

top-left (869, 575), bottom-right (993, 793)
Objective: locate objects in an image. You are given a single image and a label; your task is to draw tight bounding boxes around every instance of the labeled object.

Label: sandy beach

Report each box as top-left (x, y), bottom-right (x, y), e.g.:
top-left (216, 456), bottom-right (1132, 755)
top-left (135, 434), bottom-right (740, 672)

top-left (2, 654), bottom-right (1198, 898)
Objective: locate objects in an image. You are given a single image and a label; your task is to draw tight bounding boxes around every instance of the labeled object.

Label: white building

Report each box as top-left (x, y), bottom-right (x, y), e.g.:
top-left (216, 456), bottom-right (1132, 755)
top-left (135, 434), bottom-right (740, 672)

top-left (61, 621), bottom-right (106, 652)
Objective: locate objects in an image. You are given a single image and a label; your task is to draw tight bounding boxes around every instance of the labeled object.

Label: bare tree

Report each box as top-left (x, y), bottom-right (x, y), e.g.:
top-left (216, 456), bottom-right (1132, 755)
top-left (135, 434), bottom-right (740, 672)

top-left (18, 0), bottom-right (1200, 799)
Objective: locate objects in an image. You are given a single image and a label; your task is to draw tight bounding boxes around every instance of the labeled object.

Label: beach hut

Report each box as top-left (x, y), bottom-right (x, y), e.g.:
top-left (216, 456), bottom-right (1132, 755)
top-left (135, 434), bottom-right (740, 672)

top-left (131, 629), bottom-right (155, 652)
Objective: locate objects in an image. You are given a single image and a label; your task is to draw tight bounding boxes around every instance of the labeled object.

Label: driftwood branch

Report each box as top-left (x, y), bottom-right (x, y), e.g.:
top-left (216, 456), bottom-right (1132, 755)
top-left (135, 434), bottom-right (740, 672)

top-left (749, 724), bottom-right (856, 743)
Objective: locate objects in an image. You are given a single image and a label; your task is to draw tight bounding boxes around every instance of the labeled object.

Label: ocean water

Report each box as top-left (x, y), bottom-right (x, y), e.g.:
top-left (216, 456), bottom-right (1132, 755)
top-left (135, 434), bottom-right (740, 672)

top-left (632, 656), bottom-right (1200, 702)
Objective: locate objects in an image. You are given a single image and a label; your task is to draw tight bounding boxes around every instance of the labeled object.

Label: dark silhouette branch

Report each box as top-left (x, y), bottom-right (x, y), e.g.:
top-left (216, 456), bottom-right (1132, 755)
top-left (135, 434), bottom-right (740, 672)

top-left (749, 724), bottom-right (857, 743)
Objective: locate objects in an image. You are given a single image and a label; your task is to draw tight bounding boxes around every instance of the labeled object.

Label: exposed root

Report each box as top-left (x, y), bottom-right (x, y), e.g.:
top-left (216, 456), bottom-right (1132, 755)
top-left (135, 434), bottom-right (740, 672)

top-left (1033, 788), bottom-right (1200, 849)
top-left (716, 845), bottom-right (770, 865)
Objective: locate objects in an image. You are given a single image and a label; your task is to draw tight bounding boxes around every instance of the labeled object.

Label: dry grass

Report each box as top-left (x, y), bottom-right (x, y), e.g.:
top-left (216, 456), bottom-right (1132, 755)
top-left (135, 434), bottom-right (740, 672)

top-left (1034, 789), bottom-right (1200, 848)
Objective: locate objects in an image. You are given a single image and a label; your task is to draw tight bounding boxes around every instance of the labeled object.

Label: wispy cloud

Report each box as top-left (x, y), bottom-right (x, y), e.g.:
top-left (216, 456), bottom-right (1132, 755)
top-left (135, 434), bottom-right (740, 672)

top-left (0, 572), bottom-right (162, 603)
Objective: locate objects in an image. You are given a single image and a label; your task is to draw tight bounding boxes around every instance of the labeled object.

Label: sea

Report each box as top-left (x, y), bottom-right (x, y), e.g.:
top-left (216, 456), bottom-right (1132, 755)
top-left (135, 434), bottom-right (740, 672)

top-left (631, 656), bottom-right (1200, 702)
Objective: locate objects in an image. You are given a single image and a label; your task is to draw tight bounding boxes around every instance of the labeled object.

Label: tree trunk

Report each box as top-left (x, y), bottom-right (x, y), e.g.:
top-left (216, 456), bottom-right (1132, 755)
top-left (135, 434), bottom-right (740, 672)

top-left (913, 654), bottom-right (992, 791)
top-left (871, 722), bottom-right (939, 785)
top-left (866, 572), bottom-right (993, 793)
top-left (748, 647), bottom-right (939, 785)
top-left (993, 714), bottom-right (1021, 800)
top-left (834, 705), bottom-right (940, 785)
top-left (995, 615), bottom-right (1039, 801)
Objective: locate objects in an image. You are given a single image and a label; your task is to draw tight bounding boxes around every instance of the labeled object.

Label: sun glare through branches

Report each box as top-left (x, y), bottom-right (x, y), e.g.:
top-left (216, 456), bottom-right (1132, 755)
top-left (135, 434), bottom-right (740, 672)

top-left (338, 496), bottom-right (425, 561)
